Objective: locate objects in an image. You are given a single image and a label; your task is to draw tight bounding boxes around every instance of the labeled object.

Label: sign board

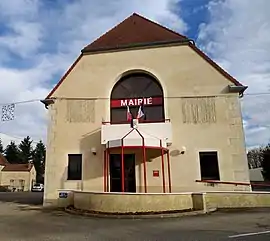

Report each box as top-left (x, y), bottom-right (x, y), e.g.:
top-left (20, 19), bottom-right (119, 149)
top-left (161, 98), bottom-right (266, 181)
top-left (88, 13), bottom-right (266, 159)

top-left (59, 192), bottom-right (68, 199)
top-left (132, 119), bottom-right (138, 129)
top-left (111, 97), bottom-right (163, 108)
top-left (153, 170), bottom-right (159, 177)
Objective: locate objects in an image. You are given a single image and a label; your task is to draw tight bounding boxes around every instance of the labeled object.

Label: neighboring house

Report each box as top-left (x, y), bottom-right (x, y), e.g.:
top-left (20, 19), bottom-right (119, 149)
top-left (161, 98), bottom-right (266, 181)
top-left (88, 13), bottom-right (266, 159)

top-left (0, 154), bottom-right (9, 185)
top-left (249, 167), bottom-right (270, 191)
top-left (0, 154), bottom-right (36, 192)
top-left (249, 167), bottom-right (264, 182)
top-left (42, 13), bottom-right (250, 206)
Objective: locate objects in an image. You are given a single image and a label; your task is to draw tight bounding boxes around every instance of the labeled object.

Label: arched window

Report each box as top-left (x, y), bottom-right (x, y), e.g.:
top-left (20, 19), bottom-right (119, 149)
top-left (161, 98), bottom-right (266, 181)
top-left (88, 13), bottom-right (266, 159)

top-left (110, 72), bottom-right (165, 124)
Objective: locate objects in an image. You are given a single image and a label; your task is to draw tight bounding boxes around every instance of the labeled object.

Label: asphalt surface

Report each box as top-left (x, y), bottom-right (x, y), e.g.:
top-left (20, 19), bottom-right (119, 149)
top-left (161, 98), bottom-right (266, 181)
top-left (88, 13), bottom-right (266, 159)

top-left (0, 191), bottom-right (43, 205)
top-left (0, 192), bottom-right (270, 240)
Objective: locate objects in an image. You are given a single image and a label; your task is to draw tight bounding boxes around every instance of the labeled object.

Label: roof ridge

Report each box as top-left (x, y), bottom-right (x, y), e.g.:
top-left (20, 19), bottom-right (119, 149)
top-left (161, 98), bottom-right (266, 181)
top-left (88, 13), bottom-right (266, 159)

top-left (132, 12), bottom-right (188, 40)
top-left (81, 12), bottom-right (188, 53)
top-left (2, 163), bottom-right (33, 172)
top-left (82, 14), bottom-right (135, 52)
top-left (0, 153), bottom-right (9, 165)
top-left (44, 14), bottom-right (244, 99)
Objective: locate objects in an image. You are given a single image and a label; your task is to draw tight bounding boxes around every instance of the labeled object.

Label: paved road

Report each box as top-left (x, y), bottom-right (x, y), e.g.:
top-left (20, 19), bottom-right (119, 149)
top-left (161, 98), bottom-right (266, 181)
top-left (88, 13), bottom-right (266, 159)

top-left (0, 191), bottom-right (43, 205)
top-left (0, 193), bottom-right (270, 240)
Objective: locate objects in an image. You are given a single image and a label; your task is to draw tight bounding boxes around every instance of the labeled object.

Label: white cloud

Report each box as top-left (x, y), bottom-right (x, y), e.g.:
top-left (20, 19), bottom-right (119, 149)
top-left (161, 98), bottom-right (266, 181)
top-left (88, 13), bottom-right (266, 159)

top-left (0, 0), bottom-right (186, 148)
top-left (1, 0), bottom-right (269, 150)
top-left (0, 21), bottom-right (43, 58)
top-left (0, 133), bottom-right (21, 148)
top-left (0, 0), bottom-right (42, 58)
top-left (197, 0), bottom-right (270, 148)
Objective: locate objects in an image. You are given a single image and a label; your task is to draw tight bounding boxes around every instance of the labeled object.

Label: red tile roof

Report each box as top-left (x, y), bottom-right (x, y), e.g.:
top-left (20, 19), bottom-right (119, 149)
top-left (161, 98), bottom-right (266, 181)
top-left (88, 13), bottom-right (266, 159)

top-left (82, 13), bottom-right (188, 53)
top-left (45, 13), bottom-right (245, 99)
top-left (2, 163), bottom-right (33, 172)
top-left (0, 154), bottom-right (9, 166)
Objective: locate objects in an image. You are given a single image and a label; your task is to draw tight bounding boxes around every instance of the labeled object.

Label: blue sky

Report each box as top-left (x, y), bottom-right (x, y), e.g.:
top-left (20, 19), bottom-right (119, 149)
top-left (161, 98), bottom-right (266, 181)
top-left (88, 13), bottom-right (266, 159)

top-left (179, 0), bottom-right (209, 39)
top-left (0, 0), bottom-right (269, 149)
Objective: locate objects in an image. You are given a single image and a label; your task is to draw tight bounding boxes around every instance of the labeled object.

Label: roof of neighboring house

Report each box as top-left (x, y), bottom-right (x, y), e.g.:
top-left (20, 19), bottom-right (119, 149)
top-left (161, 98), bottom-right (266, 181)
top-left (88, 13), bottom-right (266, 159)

top-left (45, 13), bottom-right (246, 99)
top-left (2, 163), bottom-right (33, 172)
top-left (249, 167), bottom-right (265, 182)
top-left (0, 154), bottom-right (9, 166)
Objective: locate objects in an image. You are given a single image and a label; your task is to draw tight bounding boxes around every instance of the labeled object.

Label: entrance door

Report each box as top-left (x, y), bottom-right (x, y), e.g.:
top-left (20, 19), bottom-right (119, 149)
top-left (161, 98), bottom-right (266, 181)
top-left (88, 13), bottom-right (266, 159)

top-left (109, 154), bottom-right (136, 192)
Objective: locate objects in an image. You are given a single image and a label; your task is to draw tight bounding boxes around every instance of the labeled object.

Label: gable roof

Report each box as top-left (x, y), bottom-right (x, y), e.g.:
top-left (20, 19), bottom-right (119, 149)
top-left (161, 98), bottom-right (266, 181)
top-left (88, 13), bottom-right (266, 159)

top-left (0, 154), bottom-right (9, 166)
top-left (2, 163), bottom-right (33, 172)
top-left (82, 13), bottom-right (188, 53)
top-left (45, 13), bottom-right (246, 100)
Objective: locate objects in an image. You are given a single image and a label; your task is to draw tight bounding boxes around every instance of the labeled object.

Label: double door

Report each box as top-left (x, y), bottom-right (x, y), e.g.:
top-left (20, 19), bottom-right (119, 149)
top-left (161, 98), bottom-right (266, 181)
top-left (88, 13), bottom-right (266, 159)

top-left (109, 154), bottom-right (136, 192)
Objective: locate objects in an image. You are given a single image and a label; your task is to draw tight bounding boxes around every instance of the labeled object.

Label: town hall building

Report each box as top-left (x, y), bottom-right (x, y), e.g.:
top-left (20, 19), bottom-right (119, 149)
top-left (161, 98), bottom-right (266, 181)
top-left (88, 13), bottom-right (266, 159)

top-left (42, 13), bottom-right (250, 206)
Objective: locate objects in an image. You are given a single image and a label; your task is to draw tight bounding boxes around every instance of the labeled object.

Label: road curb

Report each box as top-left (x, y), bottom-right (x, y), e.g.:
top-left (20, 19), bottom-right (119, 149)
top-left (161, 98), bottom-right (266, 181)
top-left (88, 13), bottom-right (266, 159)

top-left (65, 206), bottom-right (217, 219)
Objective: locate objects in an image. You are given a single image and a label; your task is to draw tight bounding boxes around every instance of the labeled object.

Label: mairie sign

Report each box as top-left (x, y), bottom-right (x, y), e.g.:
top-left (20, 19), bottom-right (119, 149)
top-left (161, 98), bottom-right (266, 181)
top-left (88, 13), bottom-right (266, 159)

top-left (110, 97), bottom-right (163, 108)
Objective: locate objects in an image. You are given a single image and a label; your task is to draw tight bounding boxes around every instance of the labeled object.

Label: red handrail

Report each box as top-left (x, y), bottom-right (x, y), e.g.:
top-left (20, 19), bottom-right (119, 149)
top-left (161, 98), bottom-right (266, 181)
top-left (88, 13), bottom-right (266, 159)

top-left (196, 179), bottom-right (250, 186)
top-left (196, 179), bottom-right (270, 187)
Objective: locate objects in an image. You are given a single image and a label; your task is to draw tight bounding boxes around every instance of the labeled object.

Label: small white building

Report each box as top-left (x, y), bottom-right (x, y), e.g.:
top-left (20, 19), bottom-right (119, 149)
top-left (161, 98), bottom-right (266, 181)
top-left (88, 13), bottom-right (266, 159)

top-left (249, 167), bottom-right (264, 182)
top-left (0, 154), bottom-right (36, 191)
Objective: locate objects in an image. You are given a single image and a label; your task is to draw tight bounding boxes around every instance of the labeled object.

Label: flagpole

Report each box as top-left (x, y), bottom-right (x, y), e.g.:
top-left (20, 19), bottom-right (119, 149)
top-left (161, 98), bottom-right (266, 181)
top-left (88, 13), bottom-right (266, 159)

top-left (136, 97), bottom-right (145, 121)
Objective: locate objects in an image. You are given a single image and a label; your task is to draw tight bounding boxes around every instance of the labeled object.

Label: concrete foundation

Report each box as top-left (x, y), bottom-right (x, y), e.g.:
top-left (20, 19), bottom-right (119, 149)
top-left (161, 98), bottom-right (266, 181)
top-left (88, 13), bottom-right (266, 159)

top-left (56, 190), bottom-right (270, 214)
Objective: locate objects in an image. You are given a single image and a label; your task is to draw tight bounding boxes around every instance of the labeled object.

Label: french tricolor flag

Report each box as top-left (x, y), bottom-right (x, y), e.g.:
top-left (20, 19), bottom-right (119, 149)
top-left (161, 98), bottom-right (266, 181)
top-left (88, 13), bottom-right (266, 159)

top-left (127, 106), bottom-right (132, 121)
top-left (136, 103), bottom-right (145, 120)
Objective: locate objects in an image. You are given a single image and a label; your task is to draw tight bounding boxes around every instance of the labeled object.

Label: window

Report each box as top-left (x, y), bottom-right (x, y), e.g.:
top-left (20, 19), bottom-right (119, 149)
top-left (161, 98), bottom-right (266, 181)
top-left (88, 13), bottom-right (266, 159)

top-left (110, 105), bottom-right (164, 124)
top-left (199, 151), bottom-right (220, 180)
top-left (110, 73), bottom-right (165, 123)
top-left (67, 154), bottom-right (82, 180)
top-left (19, 179), bottom-right (25, 187)
top-left (10, 179), bottom-right (14, 187)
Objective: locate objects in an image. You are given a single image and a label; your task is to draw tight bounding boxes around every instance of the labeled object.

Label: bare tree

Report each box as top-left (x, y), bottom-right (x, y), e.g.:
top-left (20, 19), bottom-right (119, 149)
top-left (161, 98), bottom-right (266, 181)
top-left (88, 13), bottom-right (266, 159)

top-left (247, 147), bottom-right (264, 169)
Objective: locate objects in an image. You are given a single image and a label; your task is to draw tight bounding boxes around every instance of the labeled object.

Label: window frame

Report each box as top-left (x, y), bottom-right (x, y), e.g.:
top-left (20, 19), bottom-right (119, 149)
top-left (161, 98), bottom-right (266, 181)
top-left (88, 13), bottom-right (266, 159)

top-left (67, 154), bottom-right (82, 181)
top-left (110, 104), bottom-right (165, 124)
top-left (199, 151), bottom-right (220, 181)
top-left (110, 73), bottom-right (165, 124)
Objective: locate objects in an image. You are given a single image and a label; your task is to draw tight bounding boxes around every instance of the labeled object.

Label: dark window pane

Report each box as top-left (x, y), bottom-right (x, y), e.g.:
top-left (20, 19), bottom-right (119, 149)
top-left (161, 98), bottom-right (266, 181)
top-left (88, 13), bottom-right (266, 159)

top-left (141, 106), bottom-right (164, 122)
top-left (199, 152), bottom-right (220, 180)
top-left (111, 105), bottom-right (164, 124)
top-left (111, 73), bottom-right (163, 99)
top-left (110, 73), bottom-right (165, 123)
top-left (67, 154), bottom-right (82, 180)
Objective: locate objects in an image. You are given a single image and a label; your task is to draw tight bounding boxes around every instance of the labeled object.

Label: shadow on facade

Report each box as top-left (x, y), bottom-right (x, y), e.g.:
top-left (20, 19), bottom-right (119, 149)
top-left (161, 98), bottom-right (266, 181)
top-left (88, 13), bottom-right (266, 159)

top-left (80, 128), bottom-right (103, 181)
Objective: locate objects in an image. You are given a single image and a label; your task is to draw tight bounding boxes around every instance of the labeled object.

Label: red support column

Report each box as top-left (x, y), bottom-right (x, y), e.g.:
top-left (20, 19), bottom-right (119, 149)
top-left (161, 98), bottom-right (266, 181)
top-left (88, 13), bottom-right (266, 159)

top-left (166, 150), bottom-right (172, 193)
top-left (103, 150), bottom-right (106, 192)
top-left (106, 148), bottom-right (110, 192)
top-left (160, 141), bottom-right (166, 193)
top-left (121, 140), bottom-right (125, 192)
top-left (142, 139), bottom-right (147, 193)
